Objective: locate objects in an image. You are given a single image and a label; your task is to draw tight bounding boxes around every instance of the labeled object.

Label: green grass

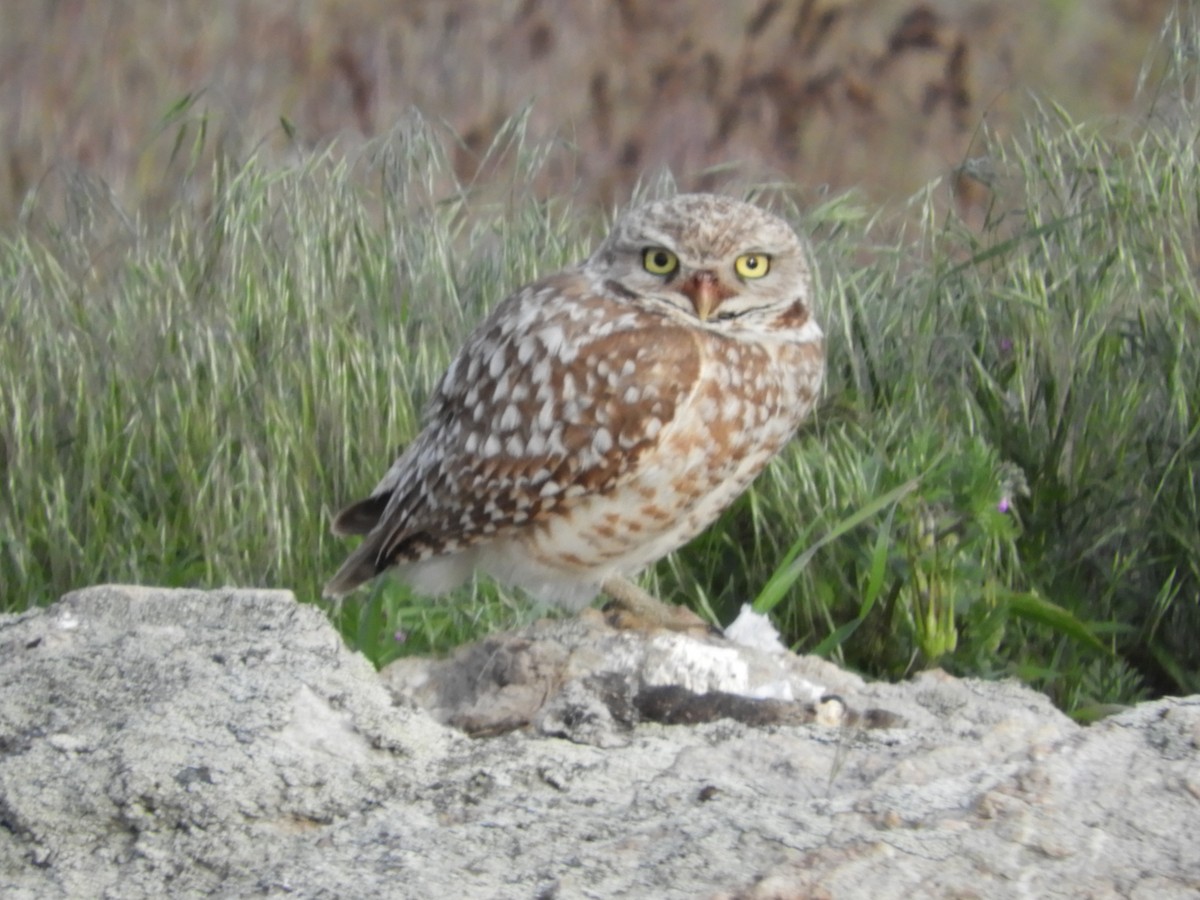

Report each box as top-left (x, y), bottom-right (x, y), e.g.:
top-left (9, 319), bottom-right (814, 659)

top-left (3, 18), bottom-right (1199, 713)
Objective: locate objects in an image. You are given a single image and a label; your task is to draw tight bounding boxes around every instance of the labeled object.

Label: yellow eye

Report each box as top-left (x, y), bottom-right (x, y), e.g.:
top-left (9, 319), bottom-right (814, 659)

top-left (734, 253), bottom-right (771, 279)
top-left (642, 247), bottom-right (679, 276)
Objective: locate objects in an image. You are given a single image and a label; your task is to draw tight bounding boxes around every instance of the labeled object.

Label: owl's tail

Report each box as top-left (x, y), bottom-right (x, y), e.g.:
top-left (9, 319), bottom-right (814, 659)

top-left (330, 493), bottom-right (390, 536)
top-left (322, 531), bottom-right (387, 599)
top-left (322, 493), bottom-right (392, 599)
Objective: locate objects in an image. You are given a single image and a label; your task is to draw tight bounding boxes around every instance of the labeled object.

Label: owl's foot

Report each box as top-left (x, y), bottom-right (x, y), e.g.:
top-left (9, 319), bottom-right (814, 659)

top-left (599, 577), bottom-right (719, 637)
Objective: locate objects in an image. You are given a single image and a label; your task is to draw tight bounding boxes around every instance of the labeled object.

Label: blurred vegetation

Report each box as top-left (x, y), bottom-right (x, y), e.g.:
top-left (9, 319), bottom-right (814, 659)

top-left (2, 3), bottom-right (1197, 715)
top-left (0, 0), bottom-right (1173, 223)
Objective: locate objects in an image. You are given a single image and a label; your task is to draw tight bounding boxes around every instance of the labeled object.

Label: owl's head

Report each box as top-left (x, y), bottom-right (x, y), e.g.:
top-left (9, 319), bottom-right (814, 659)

top-left (586, 193), bottom-right (811, 330)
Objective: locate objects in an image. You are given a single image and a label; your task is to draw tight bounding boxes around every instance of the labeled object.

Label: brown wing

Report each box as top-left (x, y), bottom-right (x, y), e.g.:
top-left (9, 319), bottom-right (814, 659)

top-left (323, 274), bottom-right (702, 598)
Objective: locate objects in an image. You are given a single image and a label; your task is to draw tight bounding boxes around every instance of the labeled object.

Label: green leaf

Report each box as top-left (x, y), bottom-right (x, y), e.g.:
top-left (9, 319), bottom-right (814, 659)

top-left (1006, 591), bottom-right (1109, 655)
top-left (754, 474), bottom-right (924, 615)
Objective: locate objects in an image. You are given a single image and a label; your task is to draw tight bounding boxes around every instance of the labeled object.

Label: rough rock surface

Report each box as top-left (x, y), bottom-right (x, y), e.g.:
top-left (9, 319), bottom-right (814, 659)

top-left (1, 586), bottom-right (1198, 899)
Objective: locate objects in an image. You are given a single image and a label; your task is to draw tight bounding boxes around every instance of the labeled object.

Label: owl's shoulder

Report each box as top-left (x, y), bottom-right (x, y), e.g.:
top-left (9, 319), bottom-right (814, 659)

top-left (436, 269), bottom-right (701, 393)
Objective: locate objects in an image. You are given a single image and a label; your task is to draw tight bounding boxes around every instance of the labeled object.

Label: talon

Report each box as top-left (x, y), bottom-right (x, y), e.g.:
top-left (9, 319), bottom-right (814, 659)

top-left (599, 577), bottom-right (714, 636)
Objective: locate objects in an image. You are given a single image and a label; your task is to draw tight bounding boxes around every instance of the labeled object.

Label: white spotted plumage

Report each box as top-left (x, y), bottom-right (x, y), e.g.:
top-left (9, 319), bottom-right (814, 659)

top-left (325, 193), bottom-right (825, 610)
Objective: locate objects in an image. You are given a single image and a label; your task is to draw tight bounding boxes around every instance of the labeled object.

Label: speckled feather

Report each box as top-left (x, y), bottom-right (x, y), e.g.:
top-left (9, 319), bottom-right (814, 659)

top-left (325, 193), bottom-right (825, 609)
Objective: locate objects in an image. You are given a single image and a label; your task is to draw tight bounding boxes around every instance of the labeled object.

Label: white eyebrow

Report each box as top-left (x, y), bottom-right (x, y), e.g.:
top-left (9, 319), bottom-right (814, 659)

top-left (628, 227), bottom-right (678, 249)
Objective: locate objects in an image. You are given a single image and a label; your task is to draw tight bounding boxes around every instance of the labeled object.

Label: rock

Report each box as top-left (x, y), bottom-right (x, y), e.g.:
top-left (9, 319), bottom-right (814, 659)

top-left (2, 586), bottom-right (1198, 898)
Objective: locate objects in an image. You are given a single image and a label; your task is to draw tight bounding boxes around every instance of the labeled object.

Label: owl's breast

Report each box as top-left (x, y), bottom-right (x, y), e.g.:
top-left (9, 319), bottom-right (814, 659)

top-left (647, 334), bottom-right (823, 523)
top-left (691, 332), bottom-right (824, 457)
top-left (518, 329), bottom-right (823, 580)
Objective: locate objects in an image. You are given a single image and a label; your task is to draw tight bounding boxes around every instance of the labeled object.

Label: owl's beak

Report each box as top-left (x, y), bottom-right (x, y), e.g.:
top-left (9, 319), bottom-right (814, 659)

top-left (679, 271), bottom-right (734, 321)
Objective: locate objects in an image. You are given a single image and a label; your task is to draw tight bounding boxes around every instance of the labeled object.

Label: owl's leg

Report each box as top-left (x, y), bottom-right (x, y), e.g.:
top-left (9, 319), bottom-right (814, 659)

top-left (599, 576), bottom-right (717, 636)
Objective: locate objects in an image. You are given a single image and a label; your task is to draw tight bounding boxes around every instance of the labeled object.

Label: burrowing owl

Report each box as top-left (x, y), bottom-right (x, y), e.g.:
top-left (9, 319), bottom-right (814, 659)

top-left (324, 193), bottom-right (824, 625)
